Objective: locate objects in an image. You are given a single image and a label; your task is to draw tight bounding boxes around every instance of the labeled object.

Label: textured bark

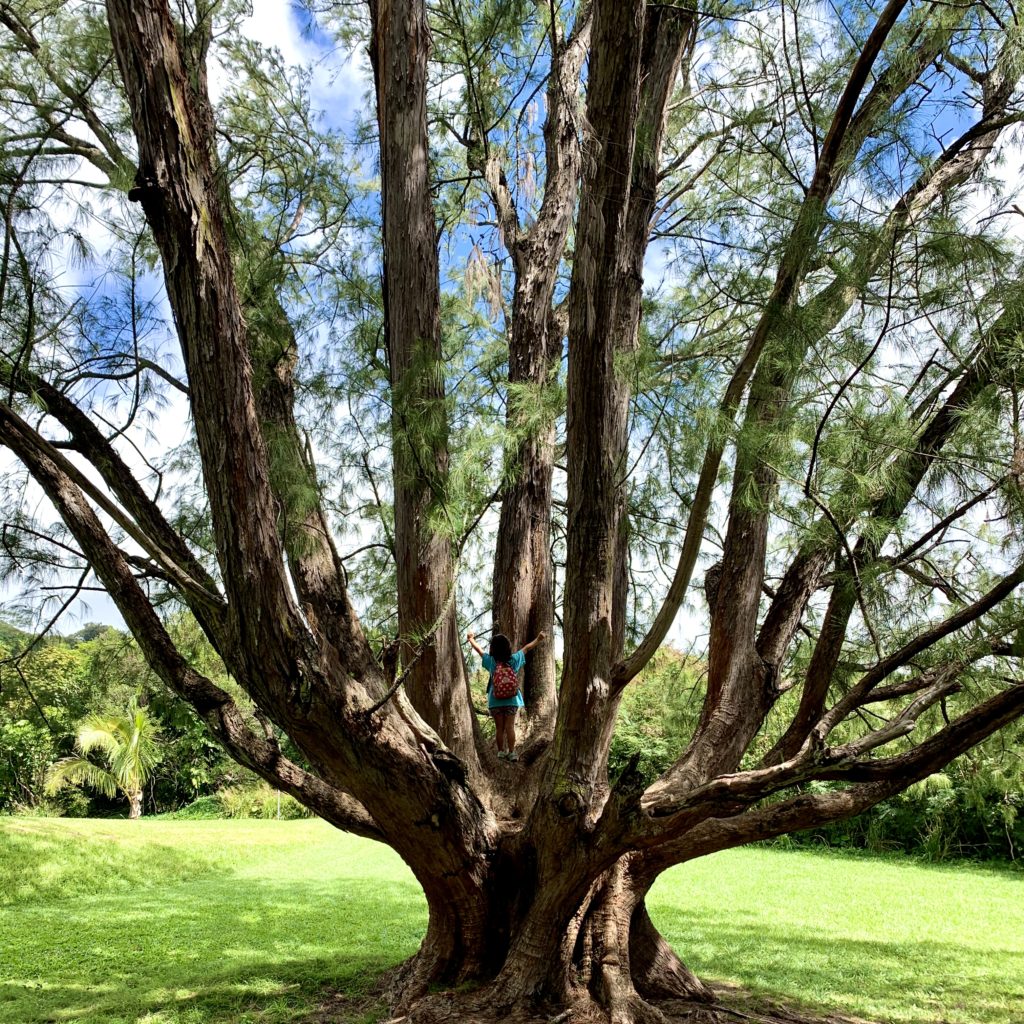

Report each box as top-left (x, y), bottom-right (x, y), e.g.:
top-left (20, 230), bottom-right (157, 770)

top-left (490, 19), bottom-right (590, 741)
top-left (549, 0), bottom-right (696, 805)
top-left (104, 0), bottom-right (315, 713)
top-left (369, 0), bottom-right (478, 765)
top-left (402, 848), bottom-right (712, 1022)
top-left (102, 0), bottom-right (498, 913)
top-left (553, 0), bottom-right (648, 785)
top-left (608, 3), bottom-right (697, 670)
top-left (630, 902), bottom-right (712, 1003)
top-left (491, 297), bottom-right (561, 739)
top-left (128, 790), bottom-right (143, 820)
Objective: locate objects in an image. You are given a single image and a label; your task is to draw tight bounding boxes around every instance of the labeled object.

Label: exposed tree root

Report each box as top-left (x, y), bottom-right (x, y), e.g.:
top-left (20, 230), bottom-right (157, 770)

top-left (310, 979), bottom-right (887, 1024)
top-left (630, 907), bottom-right (714, 1003)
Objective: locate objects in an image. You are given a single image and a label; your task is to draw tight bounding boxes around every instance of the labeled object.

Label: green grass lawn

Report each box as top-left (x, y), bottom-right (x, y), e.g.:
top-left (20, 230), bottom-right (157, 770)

top-left (648, 849), bottom-right (1024, 1024)
top-left (1, 818), bottom-right (1021, 1024)
top-left (1, 819), bottom-right (423, 1024)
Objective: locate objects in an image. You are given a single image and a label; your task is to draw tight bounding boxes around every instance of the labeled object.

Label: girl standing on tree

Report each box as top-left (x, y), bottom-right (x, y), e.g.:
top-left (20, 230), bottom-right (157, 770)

top-left (466, 629), bottom-right (544, 761)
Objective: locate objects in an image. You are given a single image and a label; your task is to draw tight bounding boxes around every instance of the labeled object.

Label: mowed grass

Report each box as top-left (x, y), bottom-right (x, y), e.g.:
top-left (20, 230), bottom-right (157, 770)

top-left (648, 849), bottom-right (1024, 1024)
top-left (0, 819), bottom-right (1021, 1024)
top-left (1, 819), bottom-right (424, 1024)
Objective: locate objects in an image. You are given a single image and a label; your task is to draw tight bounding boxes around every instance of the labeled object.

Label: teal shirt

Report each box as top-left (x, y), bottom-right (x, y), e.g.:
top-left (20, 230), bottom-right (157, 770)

top-left (482, 650), bottom-right (526, 709)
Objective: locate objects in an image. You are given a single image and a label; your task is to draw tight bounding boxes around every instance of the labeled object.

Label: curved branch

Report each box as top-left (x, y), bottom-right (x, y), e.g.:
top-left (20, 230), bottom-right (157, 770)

top-left (0, 396), bottom-right (382, 840)
top-left (820, 559), bottom-right (1024, 733)
top-left (0, 400), bottom-right (223, 612)
top-left (822, 678), bottom-right (1024, 786)
top-left (0, 364), bottom-right (213, 593)
top-left (767, 294), bottom-right (1024, 764)
top-left (0, 4), bottom-right (131, 177)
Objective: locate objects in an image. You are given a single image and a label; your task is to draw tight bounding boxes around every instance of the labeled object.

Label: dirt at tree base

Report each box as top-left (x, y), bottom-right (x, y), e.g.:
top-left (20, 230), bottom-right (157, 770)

top-left (306, 981), bottom-right (884, 1024)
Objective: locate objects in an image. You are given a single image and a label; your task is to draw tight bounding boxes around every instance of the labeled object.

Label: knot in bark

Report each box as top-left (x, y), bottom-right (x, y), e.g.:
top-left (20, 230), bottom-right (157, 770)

top-left (759, 654), bottom-right (779, 697)
top-left (127, 172), bottom-right (162, 207)
top-left (612, 751), bottom-right (647, 801)
top-left (556, 790), bottom-right (585, 818)
top-left (432, 748), bottom-right (468, 785)
top-left (703, 561), bottom-right (723, 610)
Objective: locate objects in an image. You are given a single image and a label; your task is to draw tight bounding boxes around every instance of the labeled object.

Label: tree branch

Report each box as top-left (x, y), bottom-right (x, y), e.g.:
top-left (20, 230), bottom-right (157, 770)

top-left (105, 0), bottom-right (329, 703)
top-left (819, 559), bottom-right (1024, 734)
top-left (0, 4), bottom-right (131, 177)
top-left (767, 294), bottom-right (1024, 764)
top-left (0, 400), bottom-right (224, 612)
top-left (0, 395), bottom-right (382, 839)
top-left (614, 0), bottom-right (914, 689)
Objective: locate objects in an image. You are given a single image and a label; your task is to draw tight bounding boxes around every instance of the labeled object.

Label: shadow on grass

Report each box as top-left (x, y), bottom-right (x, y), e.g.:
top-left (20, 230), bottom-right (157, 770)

top-left (647, 904), bottom-right (1024, 1024)
top-left (2, 875), bottom-right (427, 1024)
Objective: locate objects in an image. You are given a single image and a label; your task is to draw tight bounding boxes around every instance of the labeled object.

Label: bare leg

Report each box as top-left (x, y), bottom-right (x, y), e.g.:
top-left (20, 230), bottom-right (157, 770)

top-left (492, 711), bottom-right (506, 752)
top-left (507, 712), bottom-right (517, 752)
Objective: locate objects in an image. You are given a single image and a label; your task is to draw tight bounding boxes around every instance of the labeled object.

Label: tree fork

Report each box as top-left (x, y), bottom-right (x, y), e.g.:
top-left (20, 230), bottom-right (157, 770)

top-left (491, 12), bottom-right (591, 742)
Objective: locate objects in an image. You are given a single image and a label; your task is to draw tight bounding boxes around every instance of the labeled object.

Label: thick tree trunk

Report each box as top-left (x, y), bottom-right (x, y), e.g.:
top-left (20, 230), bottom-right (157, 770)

top-left (490, 17), bottom-right (590, 743)
top-left (629, 903), bottom-right (712, 1003)
top-left (392, 851), bottom-right (712, 1023)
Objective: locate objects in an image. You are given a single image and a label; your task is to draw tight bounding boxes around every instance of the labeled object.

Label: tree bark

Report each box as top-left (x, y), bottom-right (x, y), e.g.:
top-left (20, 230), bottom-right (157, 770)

top-left (551, 0), bottom-right (648, 809)
top-left (491, 302), bottom-right (561, 739)
top-left (128, 789), bottom-right (143, 820)
top-left (550, 0), bottom-right (695, 801)
top-left (398, 849), bottom-right (711, 1023)
top-left (490, 16), bottom-right (590, 743)
top-left (629, 901), bottom-right (712, 1003)
top-left (369, 0), bottom-right (478, 765)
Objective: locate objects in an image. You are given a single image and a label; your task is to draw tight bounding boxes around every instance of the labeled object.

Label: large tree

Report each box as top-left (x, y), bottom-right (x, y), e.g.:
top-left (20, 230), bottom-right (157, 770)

top-left (3, 0), bottom-right (1024, 1020)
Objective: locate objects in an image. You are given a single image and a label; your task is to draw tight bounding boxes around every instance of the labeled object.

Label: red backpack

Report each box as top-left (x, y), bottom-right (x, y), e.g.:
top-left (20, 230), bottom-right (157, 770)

top-left (492, 661), bottom-right (519, 700)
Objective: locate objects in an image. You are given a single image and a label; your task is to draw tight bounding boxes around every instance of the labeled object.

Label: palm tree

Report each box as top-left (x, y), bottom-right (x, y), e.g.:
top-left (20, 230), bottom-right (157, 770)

top-left (46, 699), bottom-right (162, 819)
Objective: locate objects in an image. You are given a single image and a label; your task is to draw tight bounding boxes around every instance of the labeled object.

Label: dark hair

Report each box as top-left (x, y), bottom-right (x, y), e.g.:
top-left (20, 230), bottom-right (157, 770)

top-left (489, 633), bottom-right (513, 664)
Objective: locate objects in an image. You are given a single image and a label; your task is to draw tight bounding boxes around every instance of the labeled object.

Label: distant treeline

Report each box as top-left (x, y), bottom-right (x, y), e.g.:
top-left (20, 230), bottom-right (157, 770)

top-left (0, 616), bottom-right (307, 819)
top-left (2, 622), bottom-right (1021, 860)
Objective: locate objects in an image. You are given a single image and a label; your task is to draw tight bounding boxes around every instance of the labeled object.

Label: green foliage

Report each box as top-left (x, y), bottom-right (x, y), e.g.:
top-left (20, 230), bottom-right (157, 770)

top-left (0, 620), bottom-right (32, 650)
top-left (0, 636), bottom-right (93, 813)
top-left (160, 794), bottom-right (224, 820)
top-left (609, 649), bottom-right (704, 786)
top-left (45, 697), bottom-right (163, 813)
top-left (216, 780), bottom-right (313, 820)
top-left (0, 617), bottom-right (258, 817)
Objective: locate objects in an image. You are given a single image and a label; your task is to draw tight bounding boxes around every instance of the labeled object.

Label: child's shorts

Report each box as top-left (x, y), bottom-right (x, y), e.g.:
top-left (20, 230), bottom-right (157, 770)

top-left (489, 706), bottom-right (518, 717)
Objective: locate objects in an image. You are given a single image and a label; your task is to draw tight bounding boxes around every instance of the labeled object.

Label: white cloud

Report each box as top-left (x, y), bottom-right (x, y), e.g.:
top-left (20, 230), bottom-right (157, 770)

top-left (210, 0), bottom-right (373, 133)
top-left (242, 0), bottom-right (316, 67)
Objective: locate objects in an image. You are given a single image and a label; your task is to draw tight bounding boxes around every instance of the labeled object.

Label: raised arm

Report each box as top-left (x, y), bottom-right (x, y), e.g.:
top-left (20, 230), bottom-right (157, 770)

top-left (520, 631), bottom-right (547, 654)
top-left (466, 632), bottom-right (486, 658)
